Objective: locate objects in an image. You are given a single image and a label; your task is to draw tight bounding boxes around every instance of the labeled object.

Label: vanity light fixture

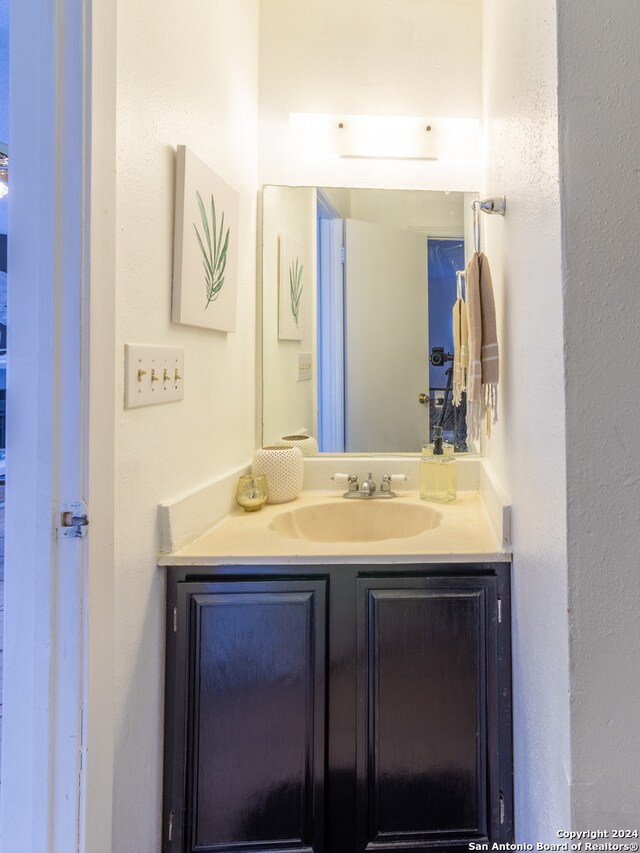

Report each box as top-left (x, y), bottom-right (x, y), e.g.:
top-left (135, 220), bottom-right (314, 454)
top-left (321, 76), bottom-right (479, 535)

top-left (337, 116), bottom-right (438, 160)
top-left (288, 114), bottom-right (480, 161)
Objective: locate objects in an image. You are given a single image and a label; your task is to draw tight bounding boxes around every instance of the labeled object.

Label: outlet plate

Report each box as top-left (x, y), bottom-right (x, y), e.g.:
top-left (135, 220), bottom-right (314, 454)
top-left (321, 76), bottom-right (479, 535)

top-left (297, 351), bottom-right (312, 382)
top-left (125, 344), bottom-right (185, 409)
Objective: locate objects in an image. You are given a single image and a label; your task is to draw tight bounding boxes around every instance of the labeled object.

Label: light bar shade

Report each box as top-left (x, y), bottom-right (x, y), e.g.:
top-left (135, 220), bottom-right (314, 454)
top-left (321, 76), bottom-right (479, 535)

top-left (288, 114), bottom-right (480, 161)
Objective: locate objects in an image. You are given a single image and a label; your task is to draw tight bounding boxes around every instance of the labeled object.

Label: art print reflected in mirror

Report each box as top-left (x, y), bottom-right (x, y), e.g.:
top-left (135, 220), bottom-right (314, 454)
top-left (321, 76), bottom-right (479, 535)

top-left (261, 186), bottom-right (480, 455)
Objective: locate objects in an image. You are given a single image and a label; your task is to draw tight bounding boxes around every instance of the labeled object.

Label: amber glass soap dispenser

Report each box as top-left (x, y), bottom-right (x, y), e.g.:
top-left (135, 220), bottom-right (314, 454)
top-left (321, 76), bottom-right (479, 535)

top-left (420, 426), bottom-right (457, 503)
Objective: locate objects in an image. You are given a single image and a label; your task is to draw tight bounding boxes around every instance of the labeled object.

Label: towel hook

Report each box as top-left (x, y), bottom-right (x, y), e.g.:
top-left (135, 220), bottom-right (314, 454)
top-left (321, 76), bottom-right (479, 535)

top-left (471, 195), bottom-right (506, 253)
top-left (472, 199), bottom-right (481, 253)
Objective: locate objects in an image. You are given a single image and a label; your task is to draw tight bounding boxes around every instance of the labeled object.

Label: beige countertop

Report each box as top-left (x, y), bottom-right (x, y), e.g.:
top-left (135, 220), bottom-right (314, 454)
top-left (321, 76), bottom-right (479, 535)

top-left (158, 490), bottom-right (510, 566)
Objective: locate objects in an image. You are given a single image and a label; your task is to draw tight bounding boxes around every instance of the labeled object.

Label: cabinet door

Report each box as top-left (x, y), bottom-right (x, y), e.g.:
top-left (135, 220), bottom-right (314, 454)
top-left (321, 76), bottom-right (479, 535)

top-left (175, 579), bottom-right (327, 853)
top-left (356, 576), bottom-right (499, 852)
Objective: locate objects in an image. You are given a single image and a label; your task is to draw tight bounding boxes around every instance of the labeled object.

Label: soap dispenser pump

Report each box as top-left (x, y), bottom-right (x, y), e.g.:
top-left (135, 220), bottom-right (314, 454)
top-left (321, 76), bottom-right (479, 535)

top-left (420, 426), bottom-right (457, 503)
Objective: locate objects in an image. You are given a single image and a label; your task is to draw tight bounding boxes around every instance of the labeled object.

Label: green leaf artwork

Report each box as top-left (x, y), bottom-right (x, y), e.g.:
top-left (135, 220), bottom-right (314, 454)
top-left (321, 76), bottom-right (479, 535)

top-left (193, 190), bottom-right (230, 310)
top-left (289, 257), bottom-right (304, 327)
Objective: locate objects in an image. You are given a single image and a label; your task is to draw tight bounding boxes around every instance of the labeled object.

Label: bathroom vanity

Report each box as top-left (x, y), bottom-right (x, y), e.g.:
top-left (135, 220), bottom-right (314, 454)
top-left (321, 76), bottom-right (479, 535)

top-left (161, 553), bottom-right (513, 852)
top-left (158, 153), bottom-right (517, 853)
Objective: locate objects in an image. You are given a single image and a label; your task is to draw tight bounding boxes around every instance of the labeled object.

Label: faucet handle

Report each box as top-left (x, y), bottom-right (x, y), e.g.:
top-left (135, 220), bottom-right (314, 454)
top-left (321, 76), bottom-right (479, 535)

top-left (380, 473), bottom-right (408, 493)
top-left (331, 473), bottom-right (359, 490)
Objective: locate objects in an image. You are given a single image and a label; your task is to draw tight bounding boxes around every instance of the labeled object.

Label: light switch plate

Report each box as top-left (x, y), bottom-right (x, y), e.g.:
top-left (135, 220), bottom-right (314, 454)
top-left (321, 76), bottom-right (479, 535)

top-left (125, 344), bottom-right (185, 409)
top-left (297, 351), bottom-right (312, 382)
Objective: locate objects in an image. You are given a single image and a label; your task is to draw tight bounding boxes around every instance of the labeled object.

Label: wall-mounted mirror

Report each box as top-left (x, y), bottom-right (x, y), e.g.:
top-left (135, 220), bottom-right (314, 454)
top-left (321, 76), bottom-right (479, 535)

top-left (261, 186), bottom-right (479, 455)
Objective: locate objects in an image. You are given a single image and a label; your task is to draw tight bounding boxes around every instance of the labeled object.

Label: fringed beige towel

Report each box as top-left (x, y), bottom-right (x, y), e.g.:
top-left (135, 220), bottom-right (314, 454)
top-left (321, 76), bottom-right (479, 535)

top-left (466, 251), bottom-right (499, 442)
top-left (452, 297), bottom-right (468, 406)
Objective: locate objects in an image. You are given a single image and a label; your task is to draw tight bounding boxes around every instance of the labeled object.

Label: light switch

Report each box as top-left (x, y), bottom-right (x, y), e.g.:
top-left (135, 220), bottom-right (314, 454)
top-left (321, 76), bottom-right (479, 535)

top-left (297, 351), bottom-right (312, 382)
top-left (125, 344), bottom-right (185, 409)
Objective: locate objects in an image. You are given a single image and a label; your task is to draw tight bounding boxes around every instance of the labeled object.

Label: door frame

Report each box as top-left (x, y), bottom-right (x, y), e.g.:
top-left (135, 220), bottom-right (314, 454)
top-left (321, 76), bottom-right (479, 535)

top-left (316, 189), bottom-right (344, 452)
top-left (1, 1), bottom-right (116, 850)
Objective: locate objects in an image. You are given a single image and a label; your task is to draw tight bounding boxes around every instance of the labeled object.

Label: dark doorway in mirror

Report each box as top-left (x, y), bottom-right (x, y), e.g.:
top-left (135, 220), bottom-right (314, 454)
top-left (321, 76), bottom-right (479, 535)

top-left (428, 238), bottom-right (468, 451)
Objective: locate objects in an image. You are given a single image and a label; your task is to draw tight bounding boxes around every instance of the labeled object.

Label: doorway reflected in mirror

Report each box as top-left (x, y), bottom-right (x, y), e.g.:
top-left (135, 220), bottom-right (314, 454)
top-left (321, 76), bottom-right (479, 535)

top-left (427, 239), bottom-right (468, 453)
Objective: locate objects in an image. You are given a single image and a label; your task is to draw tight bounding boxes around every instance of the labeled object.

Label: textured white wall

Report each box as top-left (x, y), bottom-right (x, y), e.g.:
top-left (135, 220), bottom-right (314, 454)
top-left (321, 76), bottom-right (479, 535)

top-left (481, 0), bottom-right (571, 838)
top-left (261, 185), bottom-right (317, 444)
top-left (557, 2), bottom-right (640, 824)
top-left (114, 1), bottom-right (259, 849)
top-left (259, 0), bottom-right (483, 191)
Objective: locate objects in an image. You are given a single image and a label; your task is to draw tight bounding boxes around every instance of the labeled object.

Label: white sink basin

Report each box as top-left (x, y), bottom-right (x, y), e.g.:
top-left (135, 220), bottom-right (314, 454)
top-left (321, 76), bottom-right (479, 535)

top-left (269, 500), bottom-right (442, 543)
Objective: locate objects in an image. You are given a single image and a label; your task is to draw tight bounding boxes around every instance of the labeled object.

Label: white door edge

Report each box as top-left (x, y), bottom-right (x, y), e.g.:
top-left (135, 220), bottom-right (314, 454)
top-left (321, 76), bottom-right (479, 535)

top-left (1, 0), bottom-right (116, 851)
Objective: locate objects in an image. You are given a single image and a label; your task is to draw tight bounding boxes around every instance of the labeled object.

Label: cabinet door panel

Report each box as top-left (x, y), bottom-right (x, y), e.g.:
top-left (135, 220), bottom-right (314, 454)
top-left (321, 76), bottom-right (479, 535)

top-left (357, 577), bottom-right (497, 852)
top-left (185, 581), bottom-right (326, 853)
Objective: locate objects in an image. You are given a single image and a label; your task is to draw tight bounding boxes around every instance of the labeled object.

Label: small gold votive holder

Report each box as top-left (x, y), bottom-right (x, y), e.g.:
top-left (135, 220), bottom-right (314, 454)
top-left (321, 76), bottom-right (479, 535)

top-left (235, 474), bottom-right (269, 512)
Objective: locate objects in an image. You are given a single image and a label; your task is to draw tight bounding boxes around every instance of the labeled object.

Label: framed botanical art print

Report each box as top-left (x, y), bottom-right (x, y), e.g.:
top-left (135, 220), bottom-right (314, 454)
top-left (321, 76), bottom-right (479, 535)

top-left (278, 233), bottom-right (305, 341)
top-left (172, 145), bottom-right (239, 332)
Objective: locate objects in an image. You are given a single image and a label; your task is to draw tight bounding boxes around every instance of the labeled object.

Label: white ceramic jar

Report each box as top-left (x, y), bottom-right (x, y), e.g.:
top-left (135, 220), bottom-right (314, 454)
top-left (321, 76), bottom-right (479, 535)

top-left (277, 434), bottom-right (319, 457)
top-left (252, 445), bottom-right (304, 503)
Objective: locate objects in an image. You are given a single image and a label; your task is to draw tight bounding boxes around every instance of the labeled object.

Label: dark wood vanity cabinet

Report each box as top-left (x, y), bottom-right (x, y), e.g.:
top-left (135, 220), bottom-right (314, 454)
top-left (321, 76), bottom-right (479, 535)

top-left (163, 564), bottom-right (513, 853)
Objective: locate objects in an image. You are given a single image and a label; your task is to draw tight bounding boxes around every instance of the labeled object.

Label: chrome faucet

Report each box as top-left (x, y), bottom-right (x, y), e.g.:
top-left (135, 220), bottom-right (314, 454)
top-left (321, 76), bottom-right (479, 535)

top-left (331, 473), bottom-right (408, 499)
top-left (361, 472), bottom-right (377, 496)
